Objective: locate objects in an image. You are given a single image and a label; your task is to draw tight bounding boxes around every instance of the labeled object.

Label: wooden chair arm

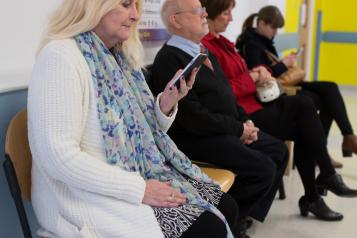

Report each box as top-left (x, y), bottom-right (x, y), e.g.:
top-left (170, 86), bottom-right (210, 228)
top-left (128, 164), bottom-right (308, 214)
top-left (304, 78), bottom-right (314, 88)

top-left (192, 160), bottom-right (235, 193)
top-left (200, 167), bottom-right (235, 193)
top-left (282, 85), bottom-right (302, 96)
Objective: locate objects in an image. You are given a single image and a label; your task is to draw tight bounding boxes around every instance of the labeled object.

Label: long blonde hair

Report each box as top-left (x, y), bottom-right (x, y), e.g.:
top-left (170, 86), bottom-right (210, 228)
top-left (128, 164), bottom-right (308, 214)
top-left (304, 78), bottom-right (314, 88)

top-left (38, 0), bottom-right (144, 69)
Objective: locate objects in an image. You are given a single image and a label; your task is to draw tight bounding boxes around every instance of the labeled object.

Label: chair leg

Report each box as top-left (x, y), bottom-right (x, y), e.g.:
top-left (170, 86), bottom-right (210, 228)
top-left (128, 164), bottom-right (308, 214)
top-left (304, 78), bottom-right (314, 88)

top-left (3, 157), bottom-right (33, 238)
top-left (292, 157), bottom-right (296, 170)
top-left (278, 180), bottom-right (286, 200)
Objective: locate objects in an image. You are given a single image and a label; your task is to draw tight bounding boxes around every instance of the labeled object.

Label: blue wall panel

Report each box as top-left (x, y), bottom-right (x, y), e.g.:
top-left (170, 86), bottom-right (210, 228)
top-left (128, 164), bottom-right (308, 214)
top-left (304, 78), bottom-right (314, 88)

top-left (0, 89), bottom-right (40, 237)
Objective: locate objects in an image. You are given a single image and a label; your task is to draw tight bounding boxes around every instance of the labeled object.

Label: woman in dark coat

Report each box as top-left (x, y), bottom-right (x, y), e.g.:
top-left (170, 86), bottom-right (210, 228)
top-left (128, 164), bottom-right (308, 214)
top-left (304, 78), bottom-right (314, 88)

top-left (236, 5), bottom-right (357, 168)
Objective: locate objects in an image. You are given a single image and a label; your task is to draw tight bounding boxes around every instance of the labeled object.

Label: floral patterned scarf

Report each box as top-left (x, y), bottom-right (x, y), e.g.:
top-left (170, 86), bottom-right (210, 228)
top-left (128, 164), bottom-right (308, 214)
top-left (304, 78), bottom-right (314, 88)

top-left (75, 31), bottom-right (233, 238)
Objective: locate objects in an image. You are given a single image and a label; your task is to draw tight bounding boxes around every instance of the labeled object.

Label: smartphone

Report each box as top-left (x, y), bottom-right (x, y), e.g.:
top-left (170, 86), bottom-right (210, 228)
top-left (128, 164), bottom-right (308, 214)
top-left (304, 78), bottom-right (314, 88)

top-left (169, 53), bottom-right (208, 88)
top-left (295, 47), bottom-right (304, 57)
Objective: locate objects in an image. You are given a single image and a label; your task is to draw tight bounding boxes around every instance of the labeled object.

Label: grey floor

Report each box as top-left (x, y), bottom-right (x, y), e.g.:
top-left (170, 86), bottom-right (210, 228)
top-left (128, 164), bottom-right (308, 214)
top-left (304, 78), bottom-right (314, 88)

top-left (249, 86), bottom-right (357, 238)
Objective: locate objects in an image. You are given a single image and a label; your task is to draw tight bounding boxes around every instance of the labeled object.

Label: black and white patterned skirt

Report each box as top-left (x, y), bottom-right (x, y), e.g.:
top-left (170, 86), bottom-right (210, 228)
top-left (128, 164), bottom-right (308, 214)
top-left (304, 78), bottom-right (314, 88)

top-left (152, 177), bottom-right (223, 238)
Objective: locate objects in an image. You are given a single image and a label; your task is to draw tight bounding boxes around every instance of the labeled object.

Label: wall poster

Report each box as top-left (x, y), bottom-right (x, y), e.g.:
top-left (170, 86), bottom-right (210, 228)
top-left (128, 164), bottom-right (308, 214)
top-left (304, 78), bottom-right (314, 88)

top-left (139, 0), bottom-right (170, 41)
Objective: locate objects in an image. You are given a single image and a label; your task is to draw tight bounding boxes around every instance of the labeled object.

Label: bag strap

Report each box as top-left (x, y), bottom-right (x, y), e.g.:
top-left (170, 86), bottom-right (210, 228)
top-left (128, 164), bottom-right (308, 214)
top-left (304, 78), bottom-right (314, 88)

top-left (241, 42), bottom-right (280, 66)
top-left (264, 49), bottom-right (280, 64)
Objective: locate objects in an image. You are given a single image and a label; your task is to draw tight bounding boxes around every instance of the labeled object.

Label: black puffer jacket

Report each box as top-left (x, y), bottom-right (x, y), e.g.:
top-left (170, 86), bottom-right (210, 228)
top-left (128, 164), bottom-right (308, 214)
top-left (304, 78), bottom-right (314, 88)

top-left (236, 27), bottom-right (287, 77)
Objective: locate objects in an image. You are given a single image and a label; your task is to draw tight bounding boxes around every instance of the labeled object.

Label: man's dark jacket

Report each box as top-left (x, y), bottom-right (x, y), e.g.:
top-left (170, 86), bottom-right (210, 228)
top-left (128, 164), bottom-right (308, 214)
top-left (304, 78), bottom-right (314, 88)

top-left (150, 44), bottom-right (249, 139)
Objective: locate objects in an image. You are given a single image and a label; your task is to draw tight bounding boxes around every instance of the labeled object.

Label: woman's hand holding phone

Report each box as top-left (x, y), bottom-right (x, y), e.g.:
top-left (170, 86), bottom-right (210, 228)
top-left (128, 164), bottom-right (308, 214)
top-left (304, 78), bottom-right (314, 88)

top-left (168, 53), bottom-right (207, 88)
top-left (282, 47), bottom-right (303, 67)
top-left (282, 53), bottom-right (297, 67)
top-left (159, 68), bottom-right (198, 116)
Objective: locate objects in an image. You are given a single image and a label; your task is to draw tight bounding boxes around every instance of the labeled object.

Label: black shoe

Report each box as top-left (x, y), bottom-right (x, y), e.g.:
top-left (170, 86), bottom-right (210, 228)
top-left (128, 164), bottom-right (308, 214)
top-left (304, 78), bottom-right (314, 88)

top-left (298, 196), bottom-right (343, 221)
top-left (236, 218), bottom-right (250, 238)
top-left (316, 174), bottom-right (357, 197)
top-left (246, 217), bottom-right (253, 230)
top-left (236, 231), bottom-right (250, 238)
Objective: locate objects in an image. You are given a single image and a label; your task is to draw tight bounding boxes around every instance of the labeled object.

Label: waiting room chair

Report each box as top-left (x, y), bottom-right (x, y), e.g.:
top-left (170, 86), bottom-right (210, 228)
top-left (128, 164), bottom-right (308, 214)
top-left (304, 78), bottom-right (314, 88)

top-left (192, 160), bottom-right (235, 193)
top-left (201, 167), bottom-right (235, 192)
top-left (3, 108), bottom-right (235, 238)
top-left (3, 108), bottom-right (33, 238)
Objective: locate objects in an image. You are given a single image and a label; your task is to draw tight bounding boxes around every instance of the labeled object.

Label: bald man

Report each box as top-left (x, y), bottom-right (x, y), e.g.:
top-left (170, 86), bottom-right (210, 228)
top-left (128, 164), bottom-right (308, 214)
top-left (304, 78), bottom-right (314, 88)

top-left (149, 0), bottom-right (289, 237)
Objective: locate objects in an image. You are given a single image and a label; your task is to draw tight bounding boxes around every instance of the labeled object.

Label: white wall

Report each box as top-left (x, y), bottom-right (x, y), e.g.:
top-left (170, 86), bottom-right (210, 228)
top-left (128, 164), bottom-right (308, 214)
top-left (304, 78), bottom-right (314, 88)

top-left (144, 0), bottom-right (285, 62)
top-left (0, 0), bottom-right (287, 91)
top-left (0, 0), bottom-right (62, 75)
top-left (223, 0), bottom-right (288, 42)
top-left (0, 0), bottom-right (62, 92)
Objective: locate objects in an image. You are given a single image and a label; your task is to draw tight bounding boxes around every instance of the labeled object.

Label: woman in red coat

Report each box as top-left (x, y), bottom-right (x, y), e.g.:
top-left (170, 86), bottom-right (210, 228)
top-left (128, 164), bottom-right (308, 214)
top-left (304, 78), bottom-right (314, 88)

top-left (200, 0), bottom-right (357, 222)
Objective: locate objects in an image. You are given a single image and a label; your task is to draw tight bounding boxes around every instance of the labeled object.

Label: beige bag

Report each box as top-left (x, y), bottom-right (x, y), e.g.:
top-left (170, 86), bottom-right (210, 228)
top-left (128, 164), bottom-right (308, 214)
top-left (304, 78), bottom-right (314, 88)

top-left (266, 50), bottom-right (305, 86)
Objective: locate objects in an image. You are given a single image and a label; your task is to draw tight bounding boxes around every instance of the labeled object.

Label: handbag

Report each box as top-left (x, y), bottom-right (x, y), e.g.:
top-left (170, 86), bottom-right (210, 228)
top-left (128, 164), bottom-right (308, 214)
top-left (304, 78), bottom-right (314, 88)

top-left (265, 50), bottom-right (306, 86)
top-left (256, 79), bottom-right (281, 102)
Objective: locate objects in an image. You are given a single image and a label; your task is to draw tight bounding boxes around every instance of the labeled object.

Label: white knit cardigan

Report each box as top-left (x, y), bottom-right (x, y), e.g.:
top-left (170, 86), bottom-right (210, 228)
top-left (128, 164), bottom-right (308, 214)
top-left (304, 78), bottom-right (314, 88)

top-left (28, 39), bottom-right (178, 238)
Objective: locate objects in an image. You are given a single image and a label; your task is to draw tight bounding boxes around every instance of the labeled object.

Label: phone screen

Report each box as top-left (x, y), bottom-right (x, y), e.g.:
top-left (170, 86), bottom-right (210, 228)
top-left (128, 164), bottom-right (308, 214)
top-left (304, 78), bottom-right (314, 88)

top-left (169, 53), bottom-right (208, 88)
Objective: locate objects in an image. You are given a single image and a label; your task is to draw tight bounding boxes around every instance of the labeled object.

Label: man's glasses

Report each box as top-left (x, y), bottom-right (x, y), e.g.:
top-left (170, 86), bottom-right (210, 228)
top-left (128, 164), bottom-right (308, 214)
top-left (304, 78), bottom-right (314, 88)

top-left (175, 7), bottom-right (206, 16)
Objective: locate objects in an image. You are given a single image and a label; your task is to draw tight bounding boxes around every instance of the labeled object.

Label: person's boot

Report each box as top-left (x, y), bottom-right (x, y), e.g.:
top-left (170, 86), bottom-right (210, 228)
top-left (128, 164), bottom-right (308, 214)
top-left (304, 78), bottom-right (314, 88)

top-left (316, 174), bottom-right (357, 197)
top-left (236, 218), bottom-right (250, 238)
top-left (330, 156), bottom-right (343, 169)
top-left (246, 217), bottom-right (253, 230)
top-left (342, 134), bottom-right (357, 157)
top-left (298, 196), bottom-right (343, 221)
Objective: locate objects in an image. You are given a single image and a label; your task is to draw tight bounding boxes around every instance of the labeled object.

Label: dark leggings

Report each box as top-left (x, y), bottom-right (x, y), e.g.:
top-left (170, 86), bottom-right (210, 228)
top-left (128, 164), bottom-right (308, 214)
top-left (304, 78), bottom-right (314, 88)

top-left (172, 131), bottom-right (288, 222)
top-left (298, 81), bottom-right (353, 137)
top-left (250, 94), bottom-right (336, 201)
top-left (181, 193), bottom-right (239, 238)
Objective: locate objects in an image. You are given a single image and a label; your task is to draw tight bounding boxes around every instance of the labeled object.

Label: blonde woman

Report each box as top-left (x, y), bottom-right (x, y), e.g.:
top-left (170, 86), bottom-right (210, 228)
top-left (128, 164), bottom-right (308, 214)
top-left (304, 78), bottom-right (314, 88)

top-left (28, 0), bottom-right (238, 237)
